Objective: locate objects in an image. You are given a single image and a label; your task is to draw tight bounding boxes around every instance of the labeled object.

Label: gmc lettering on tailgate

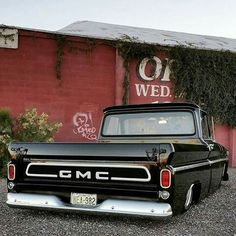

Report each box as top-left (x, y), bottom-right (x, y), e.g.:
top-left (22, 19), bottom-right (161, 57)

top-left (25, 163), bottom-right (151, 182)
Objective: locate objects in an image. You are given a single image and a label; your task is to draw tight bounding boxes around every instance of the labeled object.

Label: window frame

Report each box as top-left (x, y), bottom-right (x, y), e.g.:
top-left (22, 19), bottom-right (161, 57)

top-left (200, 111), bottom-right (213, 140)
top-left (101, 109), bottom-right (197, 137)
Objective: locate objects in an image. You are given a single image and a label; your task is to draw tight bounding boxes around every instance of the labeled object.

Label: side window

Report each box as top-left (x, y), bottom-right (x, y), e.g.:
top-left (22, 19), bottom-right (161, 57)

top-left (201, 112), bottom-right (211, 140)
top-left (103, 116), bottom-right (121, 135)
top-left (208, 116), bottom-right (215, 140)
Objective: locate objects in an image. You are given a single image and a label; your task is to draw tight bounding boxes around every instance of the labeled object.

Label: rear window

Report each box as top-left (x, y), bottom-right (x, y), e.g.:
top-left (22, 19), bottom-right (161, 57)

top-left (102, 111), bottom-right (195, 136)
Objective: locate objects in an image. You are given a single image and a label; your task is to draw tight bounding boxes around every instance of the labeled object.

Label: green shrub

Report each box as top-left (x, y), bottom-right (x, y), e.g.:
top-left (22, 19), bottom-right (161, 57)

top-left (0, 108), bottom-right (12, 135)
top-left (0, 108), bottom-right (62, 177)
top-left (0, 134), bottom-right (12, 177)
top-left (14, 108), bottom-right (62, 142)
top-left (0, 108), bottom-right (12, 177)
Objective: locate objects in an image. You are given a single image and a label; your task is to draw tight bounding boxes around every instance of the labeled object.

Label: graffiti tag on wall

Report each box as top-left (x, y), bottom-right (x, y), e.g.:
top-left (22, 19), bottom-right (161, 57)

top-left (73, 112), bottom-right (97, 140)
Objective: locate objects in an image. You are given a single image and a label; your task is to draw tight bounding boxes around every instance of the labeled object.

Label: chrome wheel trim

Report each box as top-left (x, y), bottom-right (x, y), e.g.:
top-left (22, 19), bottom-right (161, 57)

top-left (184, 184), bottom-right (194, 210)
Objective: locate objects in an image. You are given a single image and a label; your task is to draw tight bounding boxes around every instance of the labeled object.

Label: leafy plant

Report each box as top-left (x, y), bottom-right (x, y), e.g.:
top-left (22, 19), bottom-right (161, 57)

top-left (169, 47), bottom-right (236, 127)
top-left (114, 35), bottom-right (158, 104)
top-left (113, 35), bottom-right (236, 127)
top-left (14, 108), bottom-right (62, 142)
top-left (55, 35), bottom-right (66, 80)
top-left (0, 108), bottom-right (62, 177)
top-left (0, 108), bottom-right (12, 177)
top-left (0, 108), bottom-right (12, 135)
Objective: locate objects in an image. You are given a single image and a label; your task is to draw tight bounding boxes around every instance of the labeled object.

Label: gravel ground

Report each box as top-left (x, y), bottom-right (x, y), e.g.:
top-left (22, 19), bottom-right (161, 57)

top-left (0, 169), bottom-right (235, 236)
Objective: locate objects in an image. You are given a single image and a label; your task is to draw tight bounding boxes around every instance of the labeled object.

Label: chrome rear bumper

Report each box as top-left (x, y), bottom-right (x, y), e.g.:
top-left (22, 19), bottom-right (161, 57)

top-left (7, 193), bottom-right (172, 217)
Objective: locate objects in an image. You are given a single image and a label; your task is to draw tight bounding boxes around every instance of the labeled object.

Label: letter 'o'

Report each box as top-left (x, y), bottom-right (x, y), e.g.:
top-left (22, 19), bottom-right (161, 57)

top-left (138, 56), bottom-right (162, 81)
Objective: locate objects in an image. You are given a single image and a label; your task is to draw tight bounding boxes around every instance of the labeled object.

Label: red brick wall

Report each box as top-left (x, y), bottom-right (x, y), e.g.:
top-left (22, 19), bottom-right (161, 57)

top-left (0, 30), bottom-right (116, 142)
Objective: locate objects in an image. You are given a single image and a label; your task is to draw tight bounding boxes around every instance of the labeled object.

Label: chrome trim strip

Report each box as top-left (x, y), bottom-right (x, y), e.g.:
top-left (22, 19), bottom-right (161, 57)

top-left (184, 184), bottom-right (194, 209)
top-left (7, 193), bottom-right (172, 217)
top-left (170, 157), bottom-right (228, 174)
top-left (170, 161), bottom-right (210, 174)
top-left (208, 158), bottom-right (228, 165)
top-left (110, 176), bottom-right (150, 182)
top-left (170, 143), bottom-right (175, 152)
top-left (26, 162), bottom-right (151, 182)
top-left (24, 159), bottom-right (156, 165)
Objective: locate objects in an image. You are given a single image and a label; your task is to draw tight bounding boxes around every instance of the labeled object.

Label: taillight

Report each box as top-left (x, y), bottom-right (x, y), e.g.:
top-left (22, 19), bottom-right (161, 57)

top-left (160, 169), bottom-right (171, 188)
top-left (8, 164), bottom-right (16, 181)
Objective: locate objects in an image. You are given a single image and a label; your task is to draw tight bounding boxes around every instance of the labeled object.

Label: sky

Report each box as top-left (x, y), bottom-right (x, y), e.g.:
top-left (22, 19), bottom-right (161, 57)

top-left (1, 0), bottom-right (236, 39)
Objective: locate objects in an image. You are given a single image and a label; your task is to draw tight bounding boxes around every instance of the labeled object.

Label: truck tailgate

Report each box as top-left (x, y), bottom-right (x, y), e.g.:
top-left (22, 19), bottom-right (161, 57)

top-left (9, 142), bottom-right (173, 199)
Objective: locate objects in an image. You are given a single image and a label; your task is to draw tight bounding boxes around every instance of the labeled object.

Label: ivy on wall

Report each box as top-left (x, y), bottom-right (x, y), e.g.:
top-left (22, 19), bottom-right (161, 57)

top-left (115, 36), bottom-right (158, 104)
top-left (67, 38), bottom-right (96, 55)
top-left (52, 33), bottom-right (236, 127)
top-left (55, 35), bottom-right (66, 80)
top-left (170, 47), bottom-right (236, 127)
top-left (54, 35), bottom-right (95, 80)
top-left (114, 35), bottom-right (236, 127)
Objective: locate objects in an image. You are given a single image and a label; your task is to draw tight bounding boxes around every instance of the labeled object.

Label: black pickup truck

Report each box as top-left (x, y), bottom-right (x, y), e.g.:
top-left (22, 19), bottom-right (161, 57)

top-left (6, 103), bottom-right (229, 217)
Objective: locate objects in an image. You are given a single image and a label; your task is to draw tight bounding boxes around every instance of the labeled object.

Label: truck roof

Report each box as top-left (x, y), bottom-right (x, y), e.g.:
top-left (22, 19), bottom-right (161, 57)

top-left (103, 102), bottom-right (200, 113)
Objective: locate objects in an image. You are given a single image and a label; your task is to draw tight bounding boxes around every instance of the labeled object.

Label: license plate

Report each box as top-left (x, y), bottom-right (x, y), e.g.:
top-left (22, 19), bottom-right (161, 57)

top-left (70, 193), bottom-right (97, 206)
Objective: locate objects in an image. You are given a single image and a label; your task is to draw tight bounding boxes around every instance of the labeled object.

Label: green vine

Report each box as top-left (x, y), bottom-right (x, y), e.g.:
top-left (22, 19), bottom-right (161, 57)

top-left (113, 35), bottom-right (236, 127)
top-left (55, 35), bottom-right (66, 80)
top-left (54, 36), bottom-right (95, 80)
top-left (169, 47), bottom-right (236, 127)
top-left (115, 35), bottom-right (158, 104)
top-left (67, 38), bottom-right (96, 55)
